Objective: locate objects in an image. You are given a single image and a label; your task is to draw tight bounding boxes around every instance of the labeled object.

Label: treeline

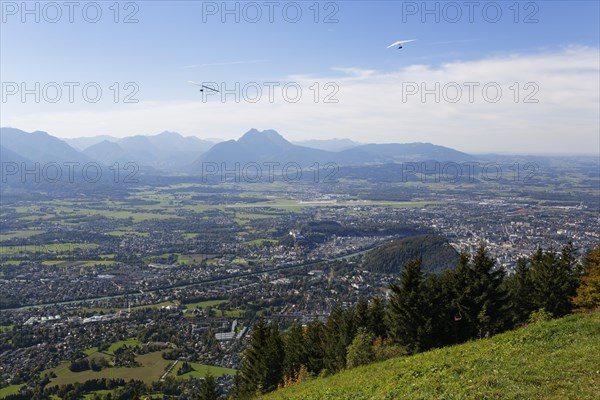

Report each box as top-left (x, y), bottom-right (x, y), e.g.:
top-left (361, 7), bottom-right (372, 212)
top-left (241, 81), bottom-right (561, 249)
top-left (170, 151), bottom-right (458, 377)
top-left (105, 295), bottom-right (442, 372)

top-left (68, 357), bottom-right (109, 372)
top-left (3, 378), bottom-right (127, 400)
top-left (5, 375), bottom-right (221, 400)
top-left (233, 242), bottom-right (600, 398)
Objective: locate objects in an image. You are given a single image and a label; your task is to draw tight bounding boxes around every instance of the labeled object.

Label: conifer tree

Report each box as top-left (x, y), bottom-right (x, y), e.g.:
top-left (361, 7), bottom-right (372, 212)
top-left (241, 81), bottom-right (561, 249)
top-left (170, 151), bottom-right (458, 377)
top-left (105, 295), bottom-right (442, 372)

top-left (304, 321), bottom-right (325, 375)
top-left (530, 246), bottom-right (577, 317)
top-left (473, 244), bottom-right (507, 336)
top-left (323, 305), bottom-right (355, 373)
top-left (505, 258), bottom-right (535, 325)
top-left (450, 246), bottom-right (506, 340)
top-left (353, 297), bottom-right (370, 331)
top-left (386, 257), bottom-right (432, 353)
top-left (240, 319), bottom-right (284, 395)
top-left (282, 323), bottom-right (307, 380)
top-left (367, 296), bottom-right (387, 339)
top-left (449, 252), bottom-right (476, 342)
top-left (424, 272), bottom-right (454, 348)
top-left (198, 373), bottom-right (220, 400)
top-left (263, 324), bottom-right (284, 392)
top-left (470, 244), bottom-right (507, 336)
top-left (229, 372), bottom-right (248, 400)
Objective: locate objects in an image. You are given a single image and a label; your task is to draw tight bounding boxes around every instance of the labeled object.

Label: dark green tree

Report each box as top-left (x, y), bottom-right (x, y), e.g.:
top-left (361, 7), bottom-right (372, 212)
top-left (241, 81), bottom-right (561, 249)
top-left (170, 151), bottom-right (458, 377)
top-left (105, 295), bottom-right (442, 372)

top-left (353, 297), bottom-right (369, 331)
top-left (531, 245), bottom-right (579, 317)
top-left (449, 246), bottom-right (507, 341)
top-left (282, 323), bottom-right (307, 380)
top-left (505, 258), bottom-right (535, 325)
top-left (367, 296), bottom-right (387, 339)
top-left (323, 305), bottom-right (355, 373)
top-left (198, 373), bottom-right (220, 400)
top-left (239, 319), bottom-right (284, 395)
top-left (468, 245), bottom-right (507, 337)
top-left (304, 321), bottom-right (325, 375)
top-left (386, 257), bottom-right (433, 353)
top-left (424, 272), bottom-right (455, 348)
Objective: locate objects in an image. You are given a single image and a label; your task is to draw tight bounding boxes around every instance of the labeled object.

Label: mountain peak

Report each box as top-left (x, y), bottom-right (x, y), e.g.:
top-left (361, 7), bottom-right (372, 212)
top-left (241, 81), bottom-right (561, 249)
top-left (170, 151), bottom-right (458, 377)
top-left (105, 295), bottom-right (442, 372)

top-left (154, 131), bottom-right (183, 139)
top-left (239, 129), bottom-right (290, 146)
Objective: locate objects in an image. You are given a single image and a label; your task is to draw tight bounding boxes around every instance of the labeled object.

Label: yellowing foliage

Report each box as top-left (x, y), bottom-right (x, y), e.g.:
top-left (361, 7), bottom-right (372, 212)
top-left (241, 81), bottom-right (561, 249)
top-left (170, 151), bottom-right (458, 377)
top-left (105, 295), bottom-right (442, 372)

top-left (572, 243), bottom-right (600, 311)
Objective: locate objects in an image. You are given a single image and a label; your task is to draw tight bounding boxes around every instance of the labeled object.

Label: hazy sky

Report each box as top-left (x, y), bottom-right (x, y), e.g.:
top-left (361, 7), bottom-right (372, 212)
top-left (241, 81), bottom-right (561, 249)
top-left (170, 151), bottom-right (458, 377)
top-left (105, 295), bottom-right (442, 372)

top-left (1, 0), bottom-right (599, 154)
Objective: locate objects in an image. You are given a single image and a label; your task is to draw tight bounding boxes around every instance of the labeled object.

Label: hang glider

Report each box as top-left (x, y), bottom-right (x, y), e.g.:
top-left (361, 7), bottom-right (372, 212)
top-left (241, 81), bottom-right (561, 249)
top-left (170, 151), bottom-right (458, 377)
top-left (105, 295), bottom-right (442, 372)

top-left (387, 39), bottom-right (416, 49)
top-left (187, 81), bottom-right (219, 92)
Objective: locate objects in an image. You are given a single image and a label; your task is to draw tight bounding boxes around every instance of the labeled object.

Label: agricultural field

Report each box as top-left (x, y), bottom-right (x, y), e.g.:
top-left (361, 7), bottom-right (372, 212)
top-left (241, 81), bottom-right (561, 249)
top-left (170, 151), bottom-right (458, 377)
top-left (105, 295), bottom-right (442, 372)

top-left (45, 343), bottom-right (237, 389)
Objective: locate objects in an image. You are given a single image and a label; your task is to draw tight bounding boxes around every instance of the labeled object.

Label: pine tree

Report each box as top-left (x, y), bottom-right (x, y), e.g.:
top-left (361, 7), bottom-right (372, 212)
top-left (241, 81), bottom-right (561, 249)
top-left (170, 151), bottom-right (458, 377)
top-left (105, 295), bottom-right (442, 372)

top-left (239, 319), bottom-right (268, 396)
top-left (198, 373), bottom-right (220, 400)
top-left (323, 305), bottom-right (355, 373)
top-left (530, 245), bottom-right (578, 317)
top-left (424, 272), bottom-right (454, 348)
top-left (560, 241), bottom-right (581, 300)
top-left (367, 296), bottom-right (387, 339)
top-left (228, 372), bottom-right (248, 400)
top-left (469, 244), bottom-right (507, 337)
top-left (353, 297), bottom-right (369, 331)
top-left (449, 252), bottom-right (476, 342)
top-left (282, 323), bottom-right (307, 380)
top-left (506, 258), bottom-right (535, 325)
top-left (239, 319), bottom-right (284, 395)
top-left (304, 321), bottom-right (325, 375)
top-left (449, 246), bottom-right (506, 341)
top-left (263, 324), bottom-right (284, 392)
top-left (386, 257), bottom-right (432, 353)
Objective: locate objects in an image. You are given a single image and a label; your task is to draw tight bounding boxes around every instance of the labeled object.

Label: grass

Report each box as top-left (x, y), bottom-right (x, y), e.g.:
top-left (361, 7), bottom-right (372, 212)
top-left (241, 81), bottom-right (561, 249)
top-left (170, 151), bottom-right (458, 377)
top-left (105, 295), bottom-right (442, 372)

top-left (0, 230), bottom-right (45, 241)
top-left (263, 313), bottom-right (600, 400)
top-left (130, 301), bottom-right (179, 311)
top-left (223, 309), bottom-right (246, 317)
top-left (0, 261), bottom-right (23, 266)
top-left (0, 243), bottom-right (98, 255)
top-left (45, 352), bottom-right (235, 390)
top-left (83, 347), bottom-right (99, 356)
top-left (48, 352), bottom-right (170, 387)
top-left (177, 254), bottom-right (215, 265)
top-left (106, 230), bottom-right (149, 237)
top-left (41, 260), bottom-right (119, 267)
top-left (83, 389), bottom-right (112, 399)
top-left (105, 338), bottom-right (142, 355)
top-left (171, 362), bottom-right (237, 378)
top-left (0, 384), bottom-right (24, 397)
top-left (184, 299), bottom-right (228, 309)
top-left (245, 239), bottom-right (278, 246)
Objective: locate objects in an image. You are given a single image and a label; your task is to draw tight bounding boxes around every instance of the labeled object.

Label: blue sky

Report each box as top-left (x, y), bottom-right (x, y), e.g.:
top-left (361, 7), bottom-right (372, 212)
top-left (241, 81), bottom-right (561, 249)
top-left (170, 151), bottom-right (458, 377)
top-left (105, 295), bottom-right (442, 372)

top-left (1, 1), bottom-right (599, 153)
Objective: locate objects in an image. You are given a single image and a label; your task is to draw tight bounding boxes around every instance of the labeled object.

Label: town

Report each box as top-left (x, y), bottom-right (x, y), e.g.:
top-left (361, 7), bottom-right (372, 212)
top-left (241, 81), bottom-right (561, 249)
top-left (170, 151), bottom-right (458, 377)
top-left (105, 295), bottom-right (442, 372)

top-left (1, 156), bottom-right (598, 396)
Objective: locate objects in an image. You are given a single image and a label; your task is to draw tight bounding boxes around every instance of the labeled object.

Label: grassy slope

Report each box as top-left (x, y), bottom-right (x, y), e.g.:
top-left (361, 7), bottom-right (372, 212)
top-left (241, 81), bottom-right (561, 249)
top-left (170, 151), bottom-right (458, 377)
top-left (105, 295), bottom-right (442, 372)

top-left (264, 313), bottom-right (600, 400)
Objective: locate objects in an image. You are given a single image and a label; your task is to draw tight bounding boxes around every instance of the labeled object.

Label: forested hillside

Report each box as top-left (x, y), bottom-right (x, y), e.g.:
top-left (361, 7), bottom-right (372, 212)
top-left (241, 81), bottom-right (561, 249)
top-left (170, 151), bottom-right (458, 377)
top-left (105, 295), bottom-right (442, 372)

top-left (262, 312), bottom-right (600, 399)
top-left (361, 234), bottom-right (459, 273)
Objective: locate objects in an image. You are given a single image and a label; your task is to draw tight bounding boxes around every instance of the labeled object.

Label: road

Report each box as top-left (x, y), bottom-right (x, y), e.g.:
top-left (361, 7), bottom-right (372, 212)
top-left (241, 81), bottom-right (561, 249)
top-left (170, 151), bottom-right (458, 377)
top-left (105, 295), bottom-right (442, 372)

top-left (2, 240), bottom-right (387, 312)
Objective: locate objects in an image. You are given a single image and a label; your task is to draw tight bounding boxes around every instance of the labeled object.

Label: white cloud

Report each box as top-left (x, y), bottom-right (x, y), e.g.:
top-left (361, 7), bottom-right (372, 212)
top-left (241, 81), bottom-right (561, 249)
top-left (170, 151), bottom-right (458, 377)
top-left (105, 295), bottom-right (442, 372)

top-left (2, 47), bottom-right (598, 154)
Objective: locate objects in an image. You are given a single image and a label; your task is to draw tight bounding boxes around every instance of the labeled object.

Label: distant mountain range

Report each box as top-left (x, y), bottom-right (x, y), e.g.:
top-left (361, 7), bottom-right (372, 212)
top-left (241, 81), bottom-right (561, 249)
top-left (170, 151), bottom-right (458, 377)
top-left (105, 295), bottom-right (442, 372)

top-left (1, 127), bottom-right (93, 164)
top-left (80, 131), bottom-right (216, 169)
top-left (292, 138), bottom-right (361, 152)
top-left (190, 129), bottom-right (473, 170)
top-left (0, 127), bottom-right (474, 174)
